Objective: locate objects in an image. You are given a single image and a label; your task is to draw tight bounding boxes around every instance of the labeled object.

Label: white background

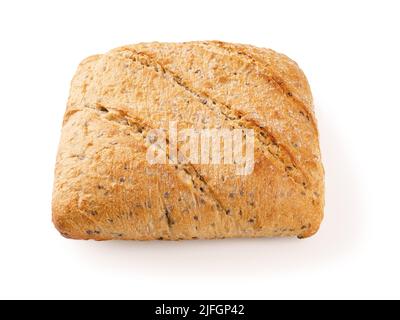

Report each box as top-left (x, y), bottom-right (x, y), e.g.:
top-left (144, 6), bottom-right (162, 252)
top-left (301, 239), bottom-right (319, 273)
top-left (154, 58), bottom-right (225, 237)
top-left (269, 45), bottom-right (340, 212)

top-left (0, 0), bottom-right (399, 300)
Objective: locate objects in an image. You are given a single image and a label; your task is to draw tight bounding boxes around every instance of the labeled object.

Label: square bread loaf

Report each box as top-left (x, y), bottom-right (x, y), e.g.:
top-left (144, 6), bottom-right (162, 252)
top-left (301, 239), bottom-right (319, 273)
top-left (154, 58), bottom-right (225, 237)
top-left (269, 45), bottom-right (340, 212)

top-left (52, 41), bottom-right (324, 240)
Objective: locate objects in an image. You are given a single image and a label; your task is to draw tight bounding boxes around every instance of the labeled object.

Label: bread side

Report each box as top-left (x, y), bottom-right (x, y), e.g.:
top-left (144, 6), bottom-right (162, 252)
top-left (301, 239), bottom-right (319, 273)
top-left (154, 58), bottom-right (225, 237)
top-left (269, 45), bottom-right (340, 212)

top-left (52, 41), bottom-right (324, 240)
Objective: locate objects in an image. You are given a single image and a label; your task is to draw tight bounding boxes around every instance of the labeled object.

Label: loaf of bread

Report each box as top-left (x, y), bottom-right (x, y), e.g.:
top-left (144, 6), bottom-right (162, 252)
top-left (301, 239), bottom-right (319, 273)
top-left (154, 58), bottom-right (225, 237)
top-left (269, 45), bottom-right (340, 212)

top-left (52, 41), bottom-right (324, 240)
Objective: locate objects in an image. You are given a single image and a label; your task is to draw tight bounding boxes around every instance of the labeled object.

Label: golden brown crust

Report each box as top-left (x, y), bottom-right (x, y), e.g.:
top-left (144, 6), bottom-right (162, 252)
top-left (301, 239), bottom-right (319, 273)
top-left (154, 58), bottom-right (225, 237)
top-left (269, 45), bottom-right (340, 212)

top-left (52, 41), bottom-right (324, 240)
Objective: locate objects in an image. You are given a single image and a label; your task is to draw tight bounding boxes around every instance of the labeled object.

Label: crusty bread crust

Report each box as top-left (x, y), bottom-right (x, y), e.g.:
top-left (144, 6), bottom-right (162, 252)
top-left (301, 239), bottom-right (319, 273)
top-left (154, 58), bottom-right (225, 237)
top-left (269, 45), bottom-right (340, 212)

top-left (52, 41), bottom-right (324, 240)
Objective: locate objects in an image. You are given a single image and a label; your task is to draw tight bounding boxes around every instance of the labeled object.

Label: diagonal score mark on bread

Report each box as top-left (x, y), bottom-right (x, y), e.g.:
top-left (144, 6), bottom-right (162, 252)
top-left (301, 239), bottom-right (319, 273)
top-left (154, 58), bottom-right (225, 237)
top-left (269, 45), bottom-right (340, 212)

top-left (115, 46), bottom-right (310, 189)
top-left (68, 103), bottom-right (228, 235)
top-left (201, 41), bottom-right (318, 134)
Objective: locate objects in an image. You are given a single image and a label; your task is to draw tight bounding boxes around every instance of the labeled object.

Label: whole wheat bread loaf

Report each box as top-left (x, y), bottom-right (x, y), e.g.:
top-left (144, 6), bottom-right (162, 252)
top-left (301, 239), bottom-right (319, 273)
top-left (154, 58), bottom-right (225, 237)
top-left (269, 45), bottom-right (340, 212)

top-left (52, 41), bottom-right (324, 240)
